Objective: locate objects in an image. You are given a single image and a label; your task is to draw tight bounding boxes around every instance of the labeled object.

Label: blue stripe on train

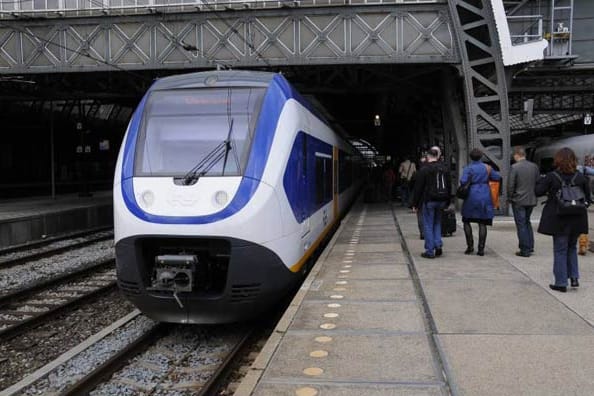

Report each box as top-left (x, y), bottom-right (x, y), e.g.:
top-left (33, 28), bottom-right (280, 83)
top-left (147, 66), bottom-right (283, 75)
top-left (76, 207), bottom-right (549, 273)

top-left (120, 74), bottom-right (294, 224)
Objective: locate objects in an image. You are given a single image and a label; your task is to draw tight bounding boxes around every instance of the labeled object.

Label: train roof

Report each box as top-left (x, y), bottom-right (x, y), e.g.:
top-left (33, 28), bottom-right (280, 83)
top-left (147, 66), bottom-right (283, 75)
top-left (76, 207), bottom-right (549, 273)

top-left (149, 70), bottom-right (275, 91)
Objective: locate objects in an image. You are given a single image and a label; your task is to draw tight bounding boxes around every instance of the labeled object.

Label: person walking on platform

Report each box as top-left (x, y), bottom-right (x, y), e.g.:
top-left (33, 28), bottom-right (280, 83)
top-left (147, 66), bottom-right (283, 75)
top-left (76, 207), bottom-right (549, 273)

top-left (508, 146), bottom-right (540, 257)
top-left (577, 155), bottom-right (594, 255)
top-left (399, 157), bottom-right (416, 206)
top-left (536, 147), bottom-right (590, 293)
top-left (382, 165), bottom-right (396, 202)
top-left (409, 153), bottom-right (427, 239)
top-left (459, 148), bottom-right (502, 256)
top-left (411, 147), bottom-right (451, 259)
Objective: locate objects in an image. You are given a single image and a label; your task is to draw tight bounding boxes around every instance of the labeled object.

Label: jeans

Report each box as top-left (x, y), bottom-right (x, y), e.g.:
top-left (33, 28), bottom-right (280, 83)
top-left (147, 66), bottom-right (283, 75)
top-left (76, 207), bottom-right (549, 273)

top-left (552, 234), bottom-right (579, 287)
top-left (512, 204), bottom-right (534, 254)
top-left (422, 201), bottom-right (446, 255)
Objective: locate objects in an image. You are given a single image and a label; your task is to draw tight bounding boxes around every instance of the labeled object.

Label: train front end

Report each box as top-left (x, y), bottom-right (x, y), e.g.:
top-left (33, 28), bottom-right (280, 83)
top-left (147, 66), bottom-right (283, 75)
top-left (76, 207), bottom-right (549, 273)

top-left (113, 72), bottom-right (297, 323)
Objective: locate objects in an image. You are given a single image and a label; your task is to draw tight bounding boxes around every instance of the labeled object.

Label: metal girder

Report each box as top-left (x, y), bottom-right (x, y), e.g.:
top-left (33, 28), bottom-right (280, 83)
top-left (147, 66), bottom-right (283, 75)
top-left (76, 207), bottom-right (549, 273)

top-left (448, 0), bottom-right (511, 211)
top-left (509, 92), bottom-right (594, 114)
top-left (0, 4), bottom-right (457, 74)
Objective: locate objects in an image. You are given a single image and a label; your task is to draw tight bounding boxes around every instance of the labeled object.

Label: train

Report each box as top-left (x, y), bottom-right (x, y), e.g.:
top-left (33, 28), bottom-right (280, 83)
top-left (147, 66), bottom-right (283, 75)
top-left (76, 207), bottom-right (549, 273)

top-left (113, 71), bottom-right (366, 323)
top-left (530, 134), bottom-right (594, 172)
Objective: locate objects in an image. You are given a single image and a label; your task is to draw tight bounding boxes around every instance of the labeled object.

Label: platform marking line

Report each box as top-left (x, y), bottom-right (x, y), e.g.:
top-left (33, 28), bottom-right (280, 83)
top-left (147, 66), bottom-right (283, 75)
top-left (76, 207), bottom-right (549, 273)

top-left (320, 323), bottom-right (336, 330)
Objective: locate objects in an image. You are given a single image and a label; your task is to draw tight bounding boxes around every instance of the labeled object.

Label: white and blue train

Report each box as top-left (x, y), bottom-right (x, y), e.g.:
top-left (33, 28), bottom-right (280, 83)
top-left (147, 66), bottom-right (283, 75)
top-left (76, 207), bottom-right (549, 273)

top-left (113, 71), bottom-right (365, 324)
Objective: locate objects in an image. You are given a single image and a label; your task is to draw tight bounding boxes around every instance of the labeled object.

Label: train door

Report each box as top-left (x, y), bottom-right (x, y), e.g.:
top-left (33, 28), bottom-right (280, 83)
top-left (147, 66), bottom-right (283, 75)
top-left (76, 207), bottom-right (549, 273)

top-left (333, 147), bottom-right (338, 220)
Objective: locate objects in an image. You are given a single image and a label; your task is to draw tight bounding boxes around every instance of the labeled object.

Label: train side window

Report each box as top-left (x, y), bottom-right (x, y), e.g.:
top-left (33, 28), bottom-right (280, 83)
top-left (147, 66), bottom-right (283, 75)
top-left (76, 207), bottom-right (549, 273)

top-left (315, 157), bottom-right (324, 204)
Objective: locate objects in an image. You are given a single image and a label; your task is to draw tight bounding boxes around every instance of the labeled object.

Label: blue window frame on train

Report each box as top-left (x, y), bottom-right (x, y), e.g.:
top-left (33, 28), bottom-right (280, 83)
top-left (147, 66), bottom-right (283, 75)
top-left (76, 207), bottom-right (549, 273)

top-left (134, 87), bottom-right (266, 177)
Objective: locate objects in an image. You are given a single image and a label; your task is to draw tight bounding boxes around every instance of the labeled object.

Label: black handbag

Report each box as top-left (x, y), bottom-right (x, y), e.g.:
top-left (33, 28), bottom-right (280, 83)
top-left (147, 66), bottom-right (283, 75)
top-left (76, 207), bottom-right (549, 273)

top-left (456, 175), bottom-right (472, 199)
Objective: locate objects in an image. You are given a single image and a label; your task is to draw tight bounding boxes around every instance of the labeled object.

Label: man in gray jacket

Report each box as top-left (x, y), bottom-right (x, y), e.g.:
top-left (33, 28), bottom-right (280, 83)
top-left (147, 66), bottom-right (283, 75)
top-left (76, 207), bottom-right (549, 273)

top-left (508, 146), bottom-right (540, 257)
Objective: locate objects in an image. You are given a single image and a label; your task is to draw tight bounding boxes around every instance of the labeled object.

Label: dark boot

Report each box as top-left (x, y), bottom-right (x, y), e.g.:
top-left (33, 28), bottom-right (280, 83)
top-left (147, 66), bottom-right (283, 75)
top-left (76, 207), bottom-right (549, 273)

top-left (477, 224), bottom-right (487, 256)
top-left (463, 222), bottom-right (474, 254)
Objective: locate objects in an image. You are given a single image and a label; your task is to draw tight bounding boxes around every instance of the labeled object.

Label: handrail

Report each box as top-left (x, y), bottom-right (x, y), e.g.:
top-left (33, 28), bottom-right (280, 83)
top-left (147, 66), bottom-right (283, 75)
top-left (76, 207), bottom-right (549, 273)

top-left (507, 14), bottom-right (543, 45)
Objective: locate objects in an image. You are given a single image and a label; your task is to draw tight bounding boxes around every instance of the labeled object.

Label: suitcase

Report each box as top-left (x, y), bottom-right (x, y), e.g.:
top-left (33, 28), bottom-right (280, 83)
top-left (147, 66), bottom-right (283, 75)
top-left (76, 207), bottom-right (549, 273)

top-left (441, 209), bottom-right (457, 237)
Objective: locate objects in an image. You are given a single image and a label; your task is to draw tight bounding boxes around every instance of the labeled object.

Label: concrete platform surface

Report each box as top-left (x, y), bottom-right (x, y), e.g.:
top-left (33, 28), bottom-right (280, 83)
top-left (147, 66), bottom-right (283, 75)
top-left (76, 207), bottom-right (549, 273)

top-left (0, 191), bottom-right (113, 247)
top-left (236, 203), bottom-right (594, 396)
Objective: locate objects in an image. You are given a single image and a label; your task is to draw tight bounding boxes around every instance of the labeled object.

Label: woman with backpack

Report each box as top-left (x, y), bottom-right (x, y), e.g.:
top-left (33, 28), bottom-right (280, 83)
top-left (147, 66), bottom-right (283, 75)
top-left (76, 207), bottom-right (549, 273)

top-left (459, 148), bottom-right (502, 256)
top-left (536, 147), bottom-right (590, 293)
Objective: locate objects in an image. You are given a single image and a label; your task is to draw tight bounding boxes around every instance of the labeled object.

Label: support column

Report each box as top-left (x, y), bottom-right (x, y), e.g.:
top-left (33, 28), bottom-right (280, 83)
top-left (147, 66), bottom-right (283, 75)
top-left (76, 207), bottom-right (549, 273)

top-left (448, 0), bottom-right (511, 212)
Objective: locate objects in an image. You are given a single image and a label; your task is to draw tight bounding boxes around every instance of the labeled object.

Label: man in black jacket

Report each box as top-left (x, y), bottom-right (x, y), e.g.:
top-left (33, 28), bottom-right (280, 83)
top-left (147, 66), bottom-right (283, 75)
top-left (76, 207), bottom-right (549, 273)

top-left (411, 147), bottom-right (452, 258)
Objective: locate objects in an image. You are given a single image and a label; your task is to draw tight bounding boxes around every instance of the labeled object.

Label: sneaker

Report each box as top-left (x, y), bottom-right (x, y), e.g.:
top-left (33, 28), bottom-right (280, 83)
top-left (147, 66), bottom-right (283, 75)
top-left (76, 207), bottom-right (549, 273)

top-left (435, 248), bottom-right (443, 257)
top-left (421, 252), bottom-right (435, 259)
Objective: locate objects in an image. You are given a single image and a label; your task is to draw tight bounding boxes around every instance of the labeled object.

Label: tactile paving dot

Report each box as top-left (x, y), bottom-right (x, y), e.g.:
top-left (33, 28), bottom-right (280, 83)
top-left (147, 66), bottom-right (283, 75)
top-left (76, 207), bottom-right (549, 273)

top-left (330, 295), bottom-right (344, 299)
top-left (327, 303), bottom-right (341, 308)
top-left (310, 350), bottom-right (329, 358)
top-left (342, 260), bottom-right (353, 263)
top-left (324, 313), bottom-right (339, 318)
top-left (295, 387), bottom-right (318, 396)
top-left (320, 323), bottom-right (336, 329)
top-left (303, 367), bottom-right (324, 376)
top-left (335, 281), bottom-right (348, 285)
top-left (338, 275), bottom-right (348, 279)
top-left (339, 270), bottom-right (350, 273)
top-left (343, 265), bottom-right (352, 268)
top-left (315, 336), bottom-right (333, 343)
top-left (333, 287), bottom-right (346, 291)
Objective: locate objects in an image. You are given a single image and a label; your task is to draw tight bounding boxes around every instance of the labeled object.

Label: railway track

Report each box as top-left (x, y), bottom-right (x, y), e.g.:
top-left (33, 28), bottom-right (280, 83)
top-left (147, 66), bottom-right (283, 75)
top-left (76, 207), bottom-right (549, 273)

top-left (2, 312), bottom-right (253, 396)
top-left (0, 228), bottom-right (113, 270)
top-left (72, 325), bottom-right (254, 396)
top-left (0, 260), bottom-right (116, 340)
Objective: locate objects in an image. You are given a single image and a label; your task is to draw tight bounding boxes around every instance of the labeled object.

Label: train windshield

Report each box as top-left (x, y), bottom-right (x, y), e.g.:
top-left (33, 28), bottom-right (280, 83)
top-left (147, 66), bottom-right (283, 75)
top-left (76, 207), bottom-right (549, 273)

top-left (134, 87), bottom-right (266, 177)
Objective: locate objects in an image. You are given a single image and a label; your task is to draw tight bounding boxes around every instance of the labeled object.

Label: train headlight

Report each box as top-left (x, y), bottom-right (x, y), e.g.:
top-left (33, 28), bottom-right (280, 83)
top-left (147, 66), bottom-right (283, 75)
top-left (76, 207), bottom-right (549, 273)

top-left (214, 190), bottom-right (229, 207)
top-left (141, 190), bottom-right (155, 207)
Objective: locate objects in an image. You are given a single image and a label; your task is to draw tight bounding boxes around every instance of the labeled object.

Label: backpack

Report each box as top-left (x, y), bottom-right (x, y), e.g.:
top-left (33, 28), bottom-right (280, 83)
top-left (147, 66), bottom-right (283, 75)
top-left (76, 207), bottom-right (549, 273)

top-left (427, 164), bottom-right (450, 201)
top-left (552, 172), bottom-right (586, 216)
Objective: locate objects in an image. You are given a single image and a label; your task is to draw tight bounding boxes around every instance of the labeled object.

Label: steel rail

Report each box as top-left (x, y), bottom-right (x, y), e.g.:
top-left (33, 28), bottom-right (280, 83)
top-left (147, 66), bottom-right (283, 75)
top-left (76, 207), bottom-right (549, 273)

top-left (0, 226), bottom-right (112, 256)
top-left (0, 258), bottom-right (115, 307)
top-left (196, 328), bottom-right (255, 396)
top-left (0, 231), bottom-right (113, 270)
top-left (60, 322), bottom-right (167, 396)
top-left (0, 281), bottom-right (117, 341)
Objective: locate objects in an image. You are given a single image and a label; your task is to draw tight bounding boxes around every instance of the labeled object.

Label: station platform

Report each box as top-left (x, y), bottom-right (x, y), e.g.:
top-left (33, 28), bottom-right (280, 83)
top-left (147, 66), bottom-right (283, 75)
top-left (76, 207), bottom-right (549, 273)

top-left (235, 203), bottom-right (594, 396)
top-left (0, 191), bottom-right (113, 248)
